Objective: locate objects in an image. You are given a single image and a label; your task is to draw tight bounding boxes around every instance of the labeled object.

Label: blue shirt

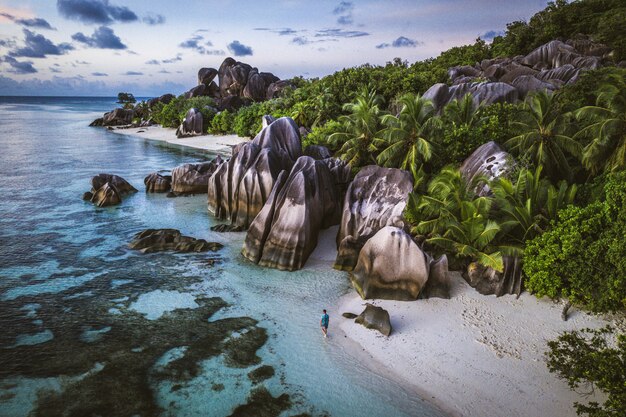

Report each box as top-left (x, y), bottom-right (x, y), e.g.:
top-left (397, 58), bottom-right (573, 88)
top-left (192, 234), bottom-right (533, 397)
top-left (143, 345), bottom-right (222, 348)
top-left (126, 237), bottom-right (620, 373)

top-left (321, 313), bottom-right (329, 327)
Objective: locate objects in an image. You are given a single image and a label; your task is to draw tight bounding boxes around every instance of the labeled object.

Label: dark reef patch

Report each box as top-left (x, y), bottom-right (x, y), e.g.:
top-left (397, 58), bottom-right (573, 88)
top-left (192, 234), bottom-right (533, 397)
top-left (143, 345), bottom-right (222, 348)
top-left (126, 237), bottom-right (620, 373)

top-left (228, 386), bottom-right (291, 417)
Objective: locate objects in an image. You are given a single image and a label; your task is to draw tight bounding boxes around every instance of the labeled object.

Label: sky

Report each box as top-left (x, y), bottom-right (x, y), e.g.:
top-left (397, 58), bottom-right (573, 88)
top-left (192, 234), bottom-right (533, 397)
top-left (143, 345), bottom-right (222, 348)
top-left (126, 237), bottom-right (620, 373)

top-left (0, 0), bottom-right (549, 96)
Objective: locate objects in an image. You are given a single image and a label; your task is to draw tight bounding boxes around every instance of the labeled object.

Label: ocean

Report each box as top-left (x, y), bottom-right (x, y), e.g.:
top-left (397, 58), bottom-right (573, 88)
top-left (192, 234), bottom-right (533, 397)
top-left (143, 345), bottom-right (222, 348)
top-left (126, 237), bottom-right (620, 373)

top-left (0, 96), bottom-right (444, 417)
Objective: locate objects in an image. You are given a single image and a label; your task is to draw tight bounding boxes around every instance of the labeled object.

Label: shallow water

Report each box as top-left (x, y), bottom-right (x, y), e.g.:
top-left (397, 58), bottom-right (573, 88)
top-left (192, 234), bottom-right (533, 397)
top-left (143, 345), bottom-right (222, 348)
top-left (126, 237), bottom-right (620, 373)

top-left (0, 97), bottom-right (444, 417)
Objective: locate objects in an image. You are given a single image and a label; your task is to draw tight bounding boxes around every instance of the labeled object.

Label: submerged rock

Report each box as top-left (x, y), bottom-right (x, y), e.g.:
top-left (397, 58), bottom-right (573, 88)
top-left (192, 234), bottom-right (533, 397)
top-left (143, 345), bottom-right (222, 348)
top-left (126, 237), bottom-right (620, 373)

top-left (350, 226), bottom-right (431, 300)
top-left (90, 182), bottom-right (122, 207)
top-left (242, 156), bottom-right (346, 271)
top-left (355, 304), bottom-right (392, 336)
top-left (208, 117), bottom-right (302, 230)
top-left (171, 157), bottom-right (223, 195)
top-left (91, 173), bottom-right (138, 195)
top-left (144, 172), bottom-right (172, 193)
top-left (129, 229), bottom-right (223, 253)
top-left (334, 166), bottom-right (413, 271)
top-left (247, 365), bottom-right (275, 385)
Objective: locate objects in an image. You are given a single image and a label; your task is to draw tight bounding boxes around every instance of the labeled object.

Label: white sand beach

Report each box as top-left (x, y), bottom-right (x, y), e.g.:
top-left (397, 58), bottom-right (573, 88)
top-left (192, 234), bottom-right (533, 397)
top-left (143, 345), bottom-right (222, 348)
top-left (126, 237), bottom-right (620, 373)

top-left (335, 272), bottom-right (614, 417)
top-left (108, 125), bottom-right (248, 156)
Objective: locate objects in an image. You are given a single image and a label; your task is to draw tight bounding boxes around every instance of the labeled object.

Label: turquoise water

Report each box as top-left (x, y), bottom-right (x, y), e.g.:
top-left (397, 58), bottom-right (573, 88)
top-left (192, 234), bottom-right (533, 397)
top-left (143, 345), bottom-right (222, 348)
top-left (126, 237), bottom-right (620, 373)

top-left (0, 97), bottom-right (444, 417)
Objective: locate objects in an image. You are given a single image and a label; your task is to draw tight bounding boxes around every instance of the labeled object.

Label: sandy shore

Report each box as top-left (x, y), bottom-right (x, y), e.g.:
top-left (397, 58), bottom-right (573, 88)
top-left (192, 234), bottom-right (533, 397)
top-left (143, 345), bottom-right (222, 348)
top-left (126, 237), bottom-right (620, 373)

top-left (335, 272), bottom-right (614, 417)
top-left (108, 125), bottom-right (248, 156)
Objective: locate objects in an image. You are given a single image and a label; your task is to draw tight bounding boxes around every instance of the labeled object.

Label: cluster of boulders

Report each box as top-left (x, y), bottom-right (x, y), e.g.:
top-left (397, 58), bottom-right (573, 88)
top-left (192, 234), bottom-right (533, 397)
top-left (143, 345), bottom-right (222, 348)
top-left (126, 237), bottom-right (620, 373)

top-left (424, 38), bottom-right (611, 111)
top-left (83, 173), bottom-right (137, 207)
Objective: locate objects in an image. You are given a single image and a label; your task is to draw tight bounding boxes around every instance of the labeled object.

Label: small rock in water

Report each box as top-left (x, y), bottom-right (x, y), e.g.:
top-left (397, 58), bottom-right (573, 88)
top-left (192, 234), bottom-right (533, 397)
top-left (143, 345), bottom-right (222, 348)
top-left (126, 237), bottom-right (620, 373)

top-left (247, 365), bottom-right (275, 385)
top-left (211, 224), bottom-right (244, 233)
top-left (129, 229), bottom-right (223, 253)
top-left (355, 304), bottom-right (392, 336)
top-left (342, 312), bottom-right (357, 319)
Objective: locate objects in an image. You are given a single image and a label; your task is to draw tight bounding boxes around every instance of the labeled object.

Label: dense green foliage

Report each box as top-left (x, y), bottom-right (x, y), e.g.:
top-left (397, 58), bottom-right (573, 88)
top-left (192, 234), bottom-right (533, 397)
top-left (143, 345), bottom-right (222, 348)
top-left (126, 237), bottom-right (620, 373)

top-left (117, 92), bottom-right (136, 107)
top-left (152, 96), bottom-right (217, 131)
top-left (523, 172), bottom-right (626, 312)
top-left (547, 326), bottom-right (626, 417)
top-left (491, 0), bottom-right (626, 61)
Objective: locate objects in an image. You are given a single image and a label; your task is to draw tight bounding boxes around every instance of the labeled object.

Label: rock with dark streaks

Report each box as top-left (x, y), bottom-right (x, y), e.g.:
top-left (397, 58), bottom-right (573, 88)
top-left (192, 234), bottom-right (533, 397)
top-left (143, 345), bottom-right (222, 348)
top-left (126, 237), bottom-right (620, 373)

top-left (144, 172), bottom-right (172, 193)
top-left (129, 229), bottom-right (223, 253)
top-left (355, 304), bottom-right (392, 336)
top-left (171, 157), bottom-right (223, 195)
top-left (334, 166), bottom-right (413, 271)
top-left (91, 174), bottom-right (137, 195)
top-left (460, 141), bottom-right (513, 196)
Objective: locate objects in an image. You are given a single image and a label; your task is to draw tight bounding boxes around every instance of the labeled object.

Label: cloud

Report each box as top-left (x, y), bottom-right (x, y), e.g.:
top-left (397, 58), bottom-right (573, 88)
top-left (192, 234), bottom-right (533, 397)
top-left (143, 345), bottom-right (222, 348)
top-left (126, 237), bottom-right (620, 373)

top-left (142, 14), bottom-right (165, 25)
top-left (9, 29), bottom-right (73, 58)
top-left (91, 72), bottom-right (108, 76)
top-left (0, 13), bottom-right (55, 30)
top-left (376, 36), bottom-right (422, 49)
top-left (178, 34), bottom-right (224, 54)
top-left (481, 30), bottom-right (504, 41)
top-left (0, 38), bottom-right (17, 48)
top-left (291, 36), bottom-right (337, 46)
top-left (49, 66), bottom-right (62, 73)
top-left (145, 59), bottom-right (160, 65)
top-left (1, 55), bottom-right (37, 73)
top-left (123, 71), bottom-right (143, 75)
top-left (161, 54), bottom-right (182, 64)
top-left (57, 0), bottom-right (138, 25)
top-left (72, 26), bottom-right (127, 49)
top-left (333, 1), bottom-right (354, 26)
top-left (227, 40), bottom-right (253, 56)
top-left (315, 29), bottom-right (369, 38)
top-left (158, 69), bottom-right (170, 74)
top-left (254, 27), bottom-right (299, 36)
top-left (333, 1), bottom-right (353, 14)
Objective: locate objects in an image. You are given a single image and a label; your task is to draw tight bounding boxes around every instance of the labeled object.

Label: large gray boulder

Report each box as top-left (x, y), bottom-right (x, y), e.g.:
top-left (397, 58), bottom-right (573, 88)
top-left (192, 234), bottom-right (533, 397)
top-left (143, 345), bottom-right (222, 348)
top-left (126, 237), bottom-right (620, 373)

top-left (536, 64), bottom-right (580, 84)
top-left (218, 58), bottom-right (252, 97)
top-left (425, 82), bottom-right (518, 112)
top-left (243, 70), bottom-right (267, 102)
top-left (176, 108), bottom-right (205, 138)
top-left (208, 117), bottom-right (302, 230)
top-left (460, 141), bottom-right (513, 196)
top-left (98, 108), bottom-right (133, 126)
top-left (184, 84), bottom-right (207, 99)
top-left (422, 83), bottom-right (450, 111)
top-left (266, 80), bottom-right (292, 99)
top-left (171, 157), bottom-right (223, 195)
top-left (511, 75), bottom-right (556, 98)
top-left (91, 174), bottom-right (137, 195)
top-left (147, 93), bottom-right (174, 108)
top-left (144, 172), bottom-right (172, 193)
top-left (355, 304), bottom-right (392, 337)
top-left (350, 226), bottom-right (430, 300)
top-left (522, 40), bottom-right (579, 69)
top-left (198, 67), bottom-right (218, 86)
top-left (334, 166), bottom-right (413, 271)
top-left (242, 156), bottom-right (345, 270)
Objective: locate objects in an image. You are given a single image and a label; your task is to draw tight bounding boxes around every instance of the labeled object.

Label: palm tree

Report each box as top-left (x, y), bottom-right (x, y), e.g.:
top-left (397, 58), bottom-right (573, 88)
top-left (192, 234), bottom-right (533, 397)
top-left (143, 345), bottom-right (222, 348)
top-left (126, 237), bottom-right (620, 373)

top-left (377, 93), bottom-right (442, 182)
top-left (491, 166), bottom-right (577, 244)
top-left (443, 93), bottom-right (485, 129)
top-left (329, 88), bottom-right (386, 169)
top-left (505, 91), bottom-right (582, 182)
top-left (576, 74), bottom-right (626, 174)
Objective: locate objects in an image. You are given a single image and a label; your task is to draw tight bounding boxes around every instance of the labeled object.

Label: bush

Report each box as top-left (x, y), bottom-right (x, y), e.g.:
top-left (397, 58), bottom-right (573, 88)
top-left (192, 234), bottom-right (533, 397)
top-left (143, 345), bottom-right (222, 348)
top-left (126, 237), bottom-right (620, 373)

top-left (302, 120), bottom-right (343, 151)
top-left (547, 326), bottom-right (626, 417)
top-left (209, 110), bottom-right (234, 134)
top-left (523, 172), bottom-right (626, 312)
top-left (151, 96), bottom-right (216, 129)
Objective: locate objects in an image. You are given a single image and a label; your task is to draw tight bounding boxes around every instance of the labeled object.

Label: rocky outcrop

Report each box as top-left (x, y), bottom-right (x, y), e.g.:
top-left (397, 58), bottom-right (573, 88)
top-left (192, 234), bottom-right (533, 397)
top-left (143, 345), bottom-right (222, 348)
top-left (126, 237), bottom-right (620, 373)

top-left (147, 93), bottom-right (174, 108)
top-left (350, 226), bottom-right (429, 300)
top-left (176, 108), bottom-right (208, 138)
top-left (334, 166), bottom-right (413, 271)
top-left (266, 80), bottom-right (292, 99)
top-left (198, 67), bottom-right (218, 86)
top-left (242, 156), bottom-right (348, 271)
top-left (243, 70), bottom-right (267, 102)
top-left (129, 229), bottom-right (223, 253)
top-left (350, 227), bottom-right (449, 300)
top-left (90, 108), bottom-right (134, 127)
top-left (90, 182), bottom-right (122, 207)
top-left (144, 172), bottom-right (172, 193)
top-left (460, 141), bottom-right (513, 196)
top-left (424, 37), bottom-right (609, 111)
top-left (216, 95), bottom-right (251, 112)
top-left (420, 255), bottom-right (451, 299)
top-left (91, 174), bottom-right (138, 194)
top-left (355, 304), bottom-right (392, 336)
top-left (86, 174), bottom-right (137, 207)
top-left (465, 256), bottom-right (523, 297)
top-left (208, 117), bottom-right (302, 229)
top-left (171, 157), bottom-right (223, 195)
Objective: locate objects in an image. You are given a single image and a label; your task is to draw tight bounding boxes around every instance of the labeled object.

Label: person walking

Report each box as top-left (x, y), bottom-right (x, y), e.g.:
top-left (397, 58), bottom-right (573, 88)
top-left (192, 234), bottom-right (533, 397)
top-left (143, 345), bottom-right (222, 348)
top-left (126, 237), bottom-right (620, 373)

top-left (320, 309), bottom-right (329, 338)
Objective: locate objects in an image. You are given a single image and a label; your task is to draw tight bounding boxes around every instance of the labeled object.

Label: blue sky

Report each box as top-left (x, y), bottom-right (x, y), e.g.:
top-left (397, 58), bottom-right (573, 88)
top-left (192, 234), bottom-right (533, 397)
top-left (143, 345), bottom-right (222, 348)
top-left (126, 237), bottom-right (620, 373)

top-left (0, 0), bottom-right (549, 96)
